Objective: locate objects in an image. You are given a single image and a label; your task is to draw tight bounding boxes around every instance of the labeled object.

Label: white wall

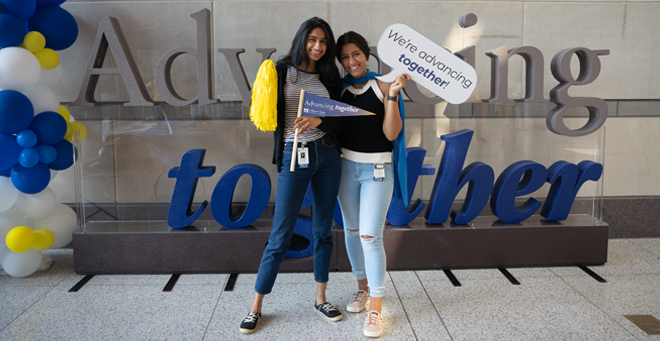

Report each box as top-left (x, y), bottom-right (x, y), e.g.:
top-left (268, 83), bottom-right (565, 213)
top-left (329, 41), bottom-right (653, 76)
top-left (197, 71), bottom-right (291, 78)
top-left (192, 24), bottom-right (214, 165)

top-left (49, 1), bottom-right (660, 204)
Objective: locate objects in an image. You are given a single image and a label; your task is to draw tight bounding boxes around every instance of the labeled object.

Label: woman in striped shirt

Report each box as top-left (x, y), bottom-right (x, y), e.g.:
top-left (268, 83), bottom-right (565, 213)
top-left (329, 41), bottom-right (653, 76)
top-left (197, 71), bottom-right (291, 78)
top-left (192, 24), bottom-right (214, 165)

top-left (239, 17), bottom-right (343, 334)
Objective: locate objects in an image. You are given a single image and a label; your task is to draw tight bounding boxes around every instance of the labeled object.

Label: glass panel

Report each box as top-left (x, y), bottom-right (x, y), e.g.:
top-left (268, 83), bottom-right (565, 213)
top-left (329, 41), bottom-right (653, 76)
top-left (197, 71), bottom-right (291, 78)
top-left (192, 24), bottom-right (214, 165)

top-left (64, 99), bottom-right (607, 228)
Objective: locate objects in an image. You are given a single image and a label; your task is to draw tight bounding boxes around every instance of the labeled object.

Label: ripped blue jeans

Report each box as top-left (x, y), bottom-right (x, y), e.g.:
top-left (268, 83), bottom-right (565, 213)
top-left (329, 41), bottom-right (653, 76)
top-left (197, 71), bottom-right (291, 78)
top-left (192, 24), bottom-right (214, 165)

top-left (337, 159), bottom-right (394, 298)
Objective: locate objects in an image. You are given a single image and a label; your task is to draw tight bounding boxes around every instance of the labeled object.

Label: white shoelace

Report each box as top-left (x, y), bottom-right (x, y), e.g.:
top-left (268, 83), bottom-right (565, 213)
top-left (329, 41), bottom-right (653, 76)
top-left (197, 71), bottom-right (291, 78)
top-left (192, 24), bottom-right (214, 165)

top-left (243, 313), bottom-right (259, 323)
top-left (318, 302), bottom-right (338, 313)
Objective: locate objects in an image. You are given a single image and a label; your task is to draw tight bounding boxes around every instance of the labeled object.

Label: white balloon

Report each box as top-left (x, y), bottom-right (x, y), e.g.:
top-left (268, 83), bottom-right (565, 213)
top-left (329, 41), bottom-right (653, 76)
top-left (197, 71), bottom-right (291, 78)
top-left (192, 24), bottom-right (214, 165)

top-left (50, 170), bottom-right (59, 182)
top-left (38, 65), bottom-right (64, 89)
top-left (1, 247), bottom-right (43, 277)
top-left (0, 177), bottom-right (19, 213)
top-left (33, 204), bottom-right (78, 249)
top-left (24, 85), bottom-right (59, 115)
top-left (0, 208), bottom-right (27, 242)
top-left (15, 187), bottom-right (57, 220)
top-left (0, 47), bottom-right (41, 93)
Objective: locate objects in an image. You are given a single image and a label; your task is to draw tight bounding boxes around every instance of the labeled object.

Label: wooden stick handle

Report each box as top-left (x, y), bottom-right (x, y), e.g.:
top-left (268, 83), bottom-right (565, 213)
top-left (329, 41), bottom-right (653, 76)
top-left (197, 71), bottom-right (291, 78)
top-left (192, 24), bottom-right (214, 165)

top-left (290, 89), bottom-right (306, 172)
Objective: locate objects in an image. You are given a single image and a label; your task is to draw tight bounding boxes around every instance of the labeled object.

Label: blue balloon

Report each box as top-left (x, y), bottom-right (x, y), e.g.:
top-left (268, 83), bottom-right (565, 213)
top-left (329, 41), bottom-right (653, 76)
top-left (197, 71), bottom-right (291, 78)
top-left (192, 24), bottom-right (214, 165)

top-left (11, 162), bottom-right (50, 194)
top-left (35, 0), bottom-right (65, 6)
top-left (28, 5), bottom-right (78, 51)
top-left (49, 139), bottom-right (75, 170)
top-left (16, 129), bottom-right (37, 148)
top-left (0, 90), bottom-right (34, 134)
top-left (18, 148), bottom-right (39, 168)
top-left (0, 168), bottom-right (9, 177)
top-left (0, 14), bottom-right (25, 48)
top-left (0, 133), bottom-right (21, 170)
top-left (34, 144), bottom-right (56, 164)
top-left (28, 111), bottom-right (67, 145)
top-left (0, 0), bottom-right (36, 22)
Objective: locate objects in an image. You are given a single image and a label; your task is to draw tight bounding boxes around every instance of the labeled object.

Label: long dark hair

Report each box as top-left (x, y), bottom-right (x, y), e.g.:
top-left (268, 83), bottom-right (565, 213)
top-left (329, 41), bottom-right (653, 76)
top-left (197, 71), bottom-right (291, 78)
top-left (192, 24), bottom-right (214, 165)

top-left (279, 17), bottom-right (340, 90)
top-left (336, 31), bottom-right (371, 62)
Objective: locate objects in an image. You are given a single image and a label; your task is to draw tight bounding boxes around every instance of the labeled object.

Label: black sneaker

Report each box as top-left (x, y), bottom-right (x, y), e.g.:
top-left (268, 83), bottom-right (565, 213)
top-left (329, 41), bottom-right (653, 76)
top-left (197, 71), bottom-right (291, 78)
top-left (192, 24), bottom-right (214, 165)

top-left (239, 312), bottom-right (261, 334)
top-left (314, 302), bottom-right (343, 321)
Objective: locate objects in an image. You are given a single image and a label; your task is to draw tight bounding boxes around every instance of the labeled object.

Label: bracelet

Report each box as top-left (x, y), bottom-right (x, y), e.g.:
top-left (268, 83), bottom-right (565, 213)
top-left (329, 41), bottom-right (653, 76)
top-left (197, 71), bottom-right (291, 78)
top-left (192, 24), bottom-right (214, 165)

top-left (387, 95), bottom-right (398, 101)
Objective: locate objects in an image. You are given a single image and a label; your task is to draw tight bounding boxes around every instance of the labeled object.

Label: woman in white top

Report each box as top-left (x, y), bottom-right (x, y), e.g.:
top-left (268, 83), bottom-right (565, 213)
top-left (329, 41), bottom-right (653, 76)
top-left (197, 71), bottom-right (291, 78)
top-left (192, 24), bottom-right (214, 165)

top-left (336, 30), bottom-right (409, 338)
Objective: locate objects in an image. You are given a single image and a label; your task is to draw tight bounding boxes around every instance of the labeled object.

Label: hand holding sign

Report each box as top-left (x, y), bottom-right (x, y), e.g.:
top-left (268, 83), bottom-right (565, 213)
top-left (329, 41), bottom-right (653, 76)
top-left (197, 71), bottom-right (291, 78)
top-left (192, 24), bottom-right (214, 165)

top-left (389, 73), bottom-right (411, 95)
top-left (376, 23), bottom-right (477, 104)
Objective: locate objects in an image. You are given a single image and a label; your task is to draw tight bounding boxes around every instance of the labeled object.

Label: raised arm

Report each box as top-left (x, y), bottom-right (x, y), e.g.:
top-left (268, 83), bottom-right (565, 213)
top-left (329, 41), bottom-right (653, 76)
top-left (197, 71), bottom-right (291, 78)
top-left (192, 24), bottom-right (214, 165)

top-left (377, 73), bottom-right (409, 141)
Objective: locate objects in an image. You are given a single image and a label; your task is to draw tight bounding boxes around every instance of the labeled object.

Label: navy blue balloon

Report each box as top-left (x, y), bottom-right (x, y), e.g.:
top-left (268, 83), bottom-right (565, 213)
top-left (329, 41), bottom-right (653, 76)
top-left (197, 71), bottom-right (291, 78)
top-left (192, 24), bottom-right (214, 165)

top-left (0, 0), bottom-right (36, 22)
top-left (36, 0), bottom-right (65, 6)
top-left (0, 133), bottom-right (21, 170)
top-left (11, 162), bottom-right (50, 194)
top-left (18, 148), bottom-right (39, 168)
top-left (0, 14), bottom-right (25, 48)
top-left (0, 90), bottom-right (34, 134)
top-left (28, 5), bottom-right (78, 50)
top-left (49, 139), bottom-right (75, 170)
top-left (28, 111), bottom-right (67, 145)
top-left (35, 144), bottom-right (56, 164)
top-left (16, 129), bottom-right (37, 148)
top-left (0, 168), bottom-right (9, 177)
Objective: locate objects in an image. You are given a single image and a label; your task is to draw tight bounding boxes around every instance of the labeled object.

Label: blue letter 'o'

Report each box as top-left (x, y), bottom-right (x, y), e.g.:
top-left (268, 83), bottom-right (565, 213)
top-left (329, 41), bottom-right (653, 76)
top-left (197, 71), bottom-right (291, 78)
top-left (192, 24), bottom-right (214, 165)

top-left (211, 164), bottom-right (271, 228)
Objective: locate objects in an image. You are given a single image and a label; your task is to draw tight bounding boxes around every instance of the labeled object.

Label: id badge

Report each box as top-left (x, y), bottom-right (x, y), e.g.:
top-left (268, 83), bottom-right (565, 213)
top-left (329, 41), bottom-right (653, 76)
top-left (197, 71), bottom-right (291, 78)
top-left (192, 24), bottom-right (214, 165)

top-left (373, 163), bottom-right (385, 182)
top-left (297, 147), bottom-right (309, 168)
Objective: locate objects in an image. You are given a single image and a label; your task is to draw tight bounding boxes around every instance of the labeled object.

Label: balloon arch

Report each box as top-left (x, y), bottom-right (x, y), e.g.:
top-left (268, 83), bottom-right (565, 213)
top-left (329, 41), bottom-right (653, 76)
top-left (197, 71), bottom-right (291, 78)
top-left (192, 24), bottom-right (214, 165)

top-left (0, 0), bottom-right (83, 277)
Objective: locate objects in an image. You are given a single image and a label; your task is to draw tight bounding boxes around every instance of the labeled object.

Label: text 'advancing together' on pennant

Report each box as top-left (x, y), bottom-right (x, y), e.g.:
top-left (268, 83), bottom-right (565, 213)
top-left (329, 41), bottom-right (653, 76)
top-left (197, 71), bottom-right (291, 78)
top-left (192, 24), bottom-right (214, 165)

top-left (301, 92), bottom-right (375, 117)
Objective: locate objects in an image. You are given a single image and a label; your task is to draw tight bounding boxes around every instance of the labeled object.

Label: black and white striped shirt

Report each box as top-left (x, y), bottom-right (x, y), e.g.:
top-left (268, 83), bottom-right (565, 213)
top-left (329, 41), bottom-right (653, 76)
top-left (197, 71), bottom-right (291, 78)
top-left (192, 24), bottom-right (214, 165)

top-left (284, 66), bottom-right (328, 143)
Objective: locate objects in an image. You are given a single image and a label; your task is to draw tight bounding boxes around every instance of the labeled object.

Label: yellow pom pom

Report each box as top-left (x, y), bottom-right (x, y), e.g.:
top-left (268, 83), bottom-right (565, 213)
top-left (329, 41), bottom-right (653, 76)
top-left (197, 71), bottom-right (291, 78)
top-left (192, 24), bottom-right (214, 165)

top-left (6, 226), bottom-right (35, 253)
top-left (32, 229), bottom-right (54, 250)
top-left (249, 59), bottom-right (278, 132)
top-left (57, 106), bottom-right (71, 122)
top-left (34, 48), bottom-right (60, 69)
top-left (23, 32), bottom-right (46, 53)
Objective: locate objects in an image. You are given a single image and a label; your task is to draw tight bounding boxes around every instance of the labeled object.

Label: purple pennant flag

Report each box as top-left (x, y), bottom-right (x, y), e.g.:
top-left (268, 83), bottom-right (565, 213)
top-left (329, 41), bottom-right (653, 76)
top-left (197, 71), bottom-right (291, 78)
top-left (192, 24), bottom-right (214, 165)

top-left (302, 92), bottom-right (375, 117)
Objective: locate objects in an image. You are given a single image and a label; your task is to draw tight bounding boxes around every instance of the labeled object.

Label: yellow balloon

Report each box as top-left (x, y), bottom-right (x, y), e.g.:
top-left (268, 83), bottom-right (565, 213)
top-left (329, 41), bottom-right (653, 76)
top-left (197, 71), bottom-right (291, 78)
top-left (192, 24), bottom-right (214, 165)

top-left (57, 106), bottom-right (71, 122)
top-left (34, 48), bottom-right (60, 69)
top-left (23, 31), bottom-right (46, 53)
top-left (32, 229), bottom-right (55, 250)
top-left (64, 122), bottom-right (73, 141)
top-left (6, 226), bottom-right (35, 253)
top-left (70, 122), bottom-right (87, 141)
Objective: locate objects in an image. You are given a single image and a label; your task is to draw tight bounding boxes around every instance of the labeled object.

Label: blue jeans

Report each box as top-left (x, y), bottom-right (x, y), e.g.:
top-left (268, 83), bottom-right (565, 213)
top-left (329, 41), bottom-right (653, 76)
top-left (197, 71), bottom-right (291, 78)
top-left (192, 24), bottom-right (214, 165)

top-left (337, 159), bottom-right (394, 298)
top-left (255, 135), bottom-right (341, 295)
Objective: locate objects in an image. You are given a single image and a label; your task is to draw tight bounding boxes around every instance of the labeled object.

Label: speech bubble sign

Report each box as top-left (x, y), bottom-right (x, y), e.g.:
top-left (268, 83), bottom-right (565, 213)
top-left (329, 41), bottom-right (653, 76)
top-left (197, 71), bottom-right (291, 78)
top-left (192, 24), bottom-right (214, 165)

top-left (376, 23), bottom-right (477, 104)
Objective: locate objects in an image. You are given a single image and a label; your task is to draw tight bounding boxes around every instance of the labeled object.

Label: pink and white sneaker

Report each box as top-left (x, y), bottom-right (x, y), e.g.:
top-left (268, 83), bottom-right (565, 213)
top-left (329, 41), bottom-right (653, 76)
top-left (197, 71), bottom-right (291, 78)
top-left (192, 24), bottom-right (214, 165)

top-left (346, 290), bottom-right (370, 313)
top-left (363, 310), bottom-right (384, 338)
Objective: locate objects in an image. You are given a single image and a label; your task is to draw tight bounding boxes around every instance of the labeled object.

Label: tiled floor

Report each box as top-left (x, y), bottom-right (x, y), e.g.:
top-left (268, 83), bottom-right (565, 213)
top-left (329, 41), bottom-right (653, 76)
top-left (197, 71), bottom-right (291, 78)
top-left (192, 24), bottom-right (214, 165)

top-left (1, 238), bottom-right (659, 340)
